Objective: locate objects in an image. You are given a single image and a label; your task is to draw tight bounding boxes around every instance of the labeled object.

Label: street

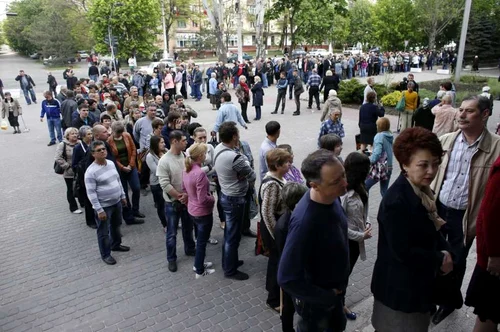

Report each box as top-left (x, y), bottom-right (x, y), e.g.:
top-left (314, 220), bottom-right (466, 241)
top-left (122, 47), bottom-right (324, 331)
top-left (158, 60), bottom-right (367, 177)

top-left (0, 49), bottom-right (497, 332)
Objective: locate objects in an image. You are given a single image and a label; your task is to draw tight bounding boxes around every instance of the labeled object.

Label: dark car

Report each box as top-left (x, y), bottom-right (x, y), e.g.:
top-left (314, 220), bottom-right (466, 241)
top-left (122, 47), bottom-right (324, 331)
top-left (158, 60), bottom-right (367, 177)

top-left (291, 47), bottom-right (307, 59)
top-left (227, 52), bottom-right (253, 63)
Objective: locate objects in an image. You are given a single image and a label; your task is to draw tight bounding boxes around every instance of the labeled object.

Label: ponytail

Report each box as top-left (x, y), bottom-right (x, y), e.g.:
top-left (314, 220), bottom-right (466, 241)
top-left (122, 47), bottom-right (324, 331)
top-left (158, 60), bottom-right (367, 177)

top-left (185, 142), bottom-right (208, 173)
top-left (185, 155), bottom-right (194, 173)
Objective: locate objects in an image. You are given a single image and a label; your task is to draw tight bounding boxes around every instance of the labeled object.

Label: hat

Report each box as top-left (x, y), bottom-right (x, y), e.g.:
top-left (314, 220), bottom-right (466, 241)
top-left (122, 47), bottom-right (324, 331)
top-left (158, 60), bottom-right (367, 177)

top-left (329, 89), bottom-right (337, 97)
top-left (436, 90), bottom-right (446, 99)
top-left (482, 86), bottom-right (490, 92)
top-left (102, 74), bottom-right (107, 77)
top-left (423, 98), bottom-right (429, 107)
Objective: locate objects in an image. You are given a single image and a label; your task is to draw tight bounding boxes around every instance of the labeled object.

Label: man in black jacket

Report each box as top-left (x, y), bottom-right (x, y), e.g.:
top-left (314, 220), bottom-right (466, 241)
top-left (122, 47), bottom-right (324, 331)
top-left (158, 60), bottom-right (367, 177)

top-left (60, 90), bottom-right (78, 131)
top-left (15, 70), bottom-right (37, 105)
top-left (88, 63), bottom-right (100, 82)
top-left (66, 71), bottom-right (78, 91)
top-left (47, 72), bottom-right (58, 97)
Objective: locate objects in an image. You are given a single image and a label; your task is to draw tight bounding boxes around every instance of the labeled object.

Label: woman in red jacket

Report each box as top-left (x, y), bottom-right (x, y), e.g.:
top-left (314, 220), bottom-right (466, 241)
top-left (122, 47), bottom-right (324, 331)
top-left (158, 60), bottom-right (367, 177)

top-left (465, 155), bottom-right (500, 331)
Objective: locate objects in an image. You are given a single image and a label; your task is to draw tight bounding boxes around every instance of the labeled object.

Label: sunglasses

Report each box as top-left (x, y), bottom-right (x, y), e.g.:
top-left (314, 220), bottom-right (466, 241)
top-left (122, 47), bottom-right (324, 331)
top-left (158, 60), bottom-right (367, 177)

top-left (93, 148), bottom-right (106, 153)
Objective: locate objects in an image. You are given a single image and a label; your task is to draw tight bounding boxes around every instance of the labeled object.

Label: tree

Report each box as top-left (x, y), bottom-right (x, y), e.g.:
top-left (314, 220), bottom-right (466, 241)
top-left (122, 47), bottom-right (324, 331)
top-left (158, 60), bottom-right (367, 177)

top-left (201, 0), bottom-right (227, 62)
top-left (192, 27), bottom-right (217, 57)
top-left (347, 0), bottom-right (373, 47)
top-left (3, 0), bottom-right (43, 55)
top-left (371, 0), bottom-right (417, 50)
top-left (414, 0), bottom-right (464, 50)
top-left (88, 0), bottom-right (161, 59)
top-left (161, 0), bottom-right (200, 56)
top-left (0, 23), bottom-right (6, 46)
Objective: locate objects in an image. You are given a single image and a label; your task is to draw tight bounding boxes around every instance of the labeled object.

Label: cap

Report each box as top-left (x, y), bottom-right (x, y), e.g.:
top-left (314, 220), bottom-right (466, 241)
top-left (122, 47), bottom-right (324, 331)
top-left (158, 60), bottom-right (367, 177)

top-left (436, 90), bottom-right (446, 99)
top-left (482, 86), bottom-right (490, 92)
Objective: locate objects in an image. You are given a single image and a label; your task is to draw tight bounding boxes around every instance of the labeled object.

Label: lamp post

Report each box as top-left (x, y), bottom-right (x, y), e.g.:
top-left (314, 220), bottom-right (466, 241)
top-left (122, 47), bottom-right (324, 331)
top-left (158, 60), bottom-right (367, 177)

top-left (454, 0), bottom-right (472, 84)
top-left (108, 2), bottom-right (123, 71)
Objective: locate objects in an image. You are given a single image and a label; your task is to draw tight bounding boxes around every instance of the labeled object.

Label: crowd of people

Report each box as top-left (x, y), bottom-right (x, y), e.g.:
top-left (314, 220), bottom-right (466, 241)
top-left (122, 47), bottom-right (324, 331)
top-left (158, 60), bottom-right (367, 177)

top-left (2, 51), bottom-right (500, 332)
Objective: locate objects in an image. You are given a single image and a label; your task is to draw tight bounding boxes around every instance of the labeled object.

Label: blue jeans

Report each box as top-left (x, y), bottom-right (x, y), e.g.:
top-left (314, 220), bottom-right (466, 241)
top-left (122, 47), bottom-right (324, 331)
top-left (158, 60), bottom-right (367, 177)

top-left (164, 202), bottom-right (195, 262)
top-left (90, 75), bottom-right (98, 82)
top-left (365, 175), bottom-right (390, 197)
top-left (95, 202), bottom-right (123, 259)
top-left (119, 167), bottom-right (141, 214)
top-left (262, 73), bottom-right (268, 88)
top-left (220, 194), bottom-right (246, 276)
top-left (22, 88), bottom-right (36, 104)
top-left (233, 76), bottom-right (239, 89)
top-left (150, 184), bottom-right (167, 227)
top-left (191, 214), bottom-right (214, 274)
top-left (47, 118), bottom-right (63, 143)
top-left (192, 84), bottom-right (202, 100)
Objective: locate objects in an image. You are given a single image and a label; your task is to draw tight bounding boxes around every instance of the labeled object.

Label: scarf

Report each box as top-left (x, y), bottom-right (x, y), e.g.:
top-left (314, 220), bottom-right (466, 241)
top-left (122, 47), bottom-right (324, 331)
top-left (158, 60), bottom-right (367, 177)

top-left (240, 82), bottom-right (250, 95)
top-left (406, 178), bottom-right (446, 231)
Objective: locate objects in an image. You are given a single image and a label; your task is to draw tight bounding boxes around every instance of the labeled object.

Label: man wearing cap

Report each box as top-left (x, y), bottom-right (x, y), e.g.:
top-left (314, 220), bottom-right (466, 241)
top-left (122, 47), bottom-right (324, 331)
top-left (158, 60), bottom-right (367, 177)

top-left (480, 86), bottom-right (494, 113)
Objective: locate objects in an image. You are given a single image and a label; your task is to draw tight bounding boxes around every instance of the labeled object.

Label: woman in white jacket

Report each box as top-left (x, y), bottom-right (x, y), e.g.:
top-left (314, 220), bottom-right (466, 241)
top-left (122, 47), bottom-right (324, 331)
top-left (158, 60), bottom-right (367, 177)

top-left (341, 152), bottom-right (373, 321)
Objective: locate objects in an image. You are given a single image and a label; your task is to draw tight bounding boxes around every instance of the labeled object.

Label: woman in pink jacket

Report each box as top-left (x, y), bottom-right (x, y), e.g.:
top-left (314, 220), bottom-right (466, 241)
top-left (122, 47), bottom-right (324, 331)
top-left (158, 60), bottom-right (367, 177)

top-left (163, 68), bottom-right (175, 97)
top-left (182, 143), bottom-right (216, 279)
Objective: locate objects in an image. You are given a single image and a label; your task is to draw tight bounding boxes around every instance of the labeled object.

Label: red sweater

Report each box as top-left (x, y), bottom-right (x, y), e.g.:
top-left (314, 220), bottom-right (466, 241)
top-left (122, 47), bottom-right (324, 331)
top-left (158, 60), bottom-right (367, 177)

top-left (476, 155), bottom-right (500, 269)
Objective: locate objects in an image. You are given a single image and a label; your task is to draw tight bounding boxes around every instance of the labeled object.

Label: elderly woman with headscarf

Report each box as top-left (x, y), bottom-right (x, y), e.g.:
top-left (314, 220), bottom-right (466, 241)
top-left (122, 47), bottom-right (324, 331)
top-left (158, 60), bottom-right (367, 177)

top-left (320, 89), bottom-right (343, 122)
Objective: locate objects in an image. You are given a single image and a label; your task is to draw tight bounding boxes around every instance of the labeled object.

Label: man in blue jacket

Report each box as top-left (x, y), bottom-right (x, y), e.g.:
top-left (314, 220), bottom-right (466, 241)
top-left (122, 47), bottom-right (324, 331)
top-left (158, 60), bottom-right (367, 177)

top-left (278, 149), bottom-right (349, 331)
top-left (40, 91), bottom-right (63, 146)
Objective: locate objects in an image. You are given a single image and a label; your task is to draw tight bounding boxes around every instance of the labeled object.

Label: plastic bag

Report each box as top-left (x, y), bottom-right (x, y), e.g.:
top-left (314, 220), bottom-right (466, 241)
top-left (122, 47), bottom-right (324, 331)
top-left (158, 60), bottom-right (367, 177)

top-left (1, 120), bottom-right (8, 130)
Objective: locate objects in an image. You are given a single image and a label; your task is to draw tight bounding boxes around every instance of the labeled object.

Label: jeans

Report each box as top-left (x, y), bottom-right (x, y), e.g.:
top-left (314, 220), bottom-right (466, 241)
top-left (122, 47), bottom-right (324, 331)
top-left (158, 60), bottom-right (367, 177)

top-left (365, 176), bottom-right (390, 197)
top-left (64, 177), bottom-right (78, 212)
top-left (288, 83), bottom-right (295, 99)
top-left (150, 184), bottom-right (167, 227)
top-left (220, 194), bottom-right (246, 276)
top-left (254, 106), bottom-right (262, 120)
top-left (95, 202), bottom-right (123, 259)
top-left (262, 74), bottom-right (268, 88)
top-left (192, 83), bottom-right (202, 100)
top-left (119, 167), bottom-right (141, 214)
top-left (275, 90), bottom-right (286, 112)
top-left (22, 88), bottom-right (36, 104)
top-left (164, 202), bottom-right (195, 262)
top-left (437, 202), bottom-right (471, 310)
top-left (47, 118), bottom-right (63, 143)
top-left (303, 71), bottom-right (310, 84)
top-left (90, 75), bottom-right (98, 82)
top-left (191, 214), bottom-right (214, 274)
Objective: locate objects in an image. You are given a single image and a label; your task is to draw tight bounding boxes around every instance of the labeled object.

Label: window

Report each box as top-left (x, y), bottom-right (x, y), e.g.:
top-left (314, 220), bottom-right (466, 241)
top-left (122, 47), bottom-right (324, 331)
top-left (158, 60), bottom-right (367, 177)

top-left (228, 35), bottom-right (238, 47)
top-left (176, 34), bottom-right (198, 48)
top-left (252, 35), bottom-right (256, 44)
top-left (250, 21), bottom-right (256, 28)
top-left (271, 36), bottom-right (275, 45)
top-left (248, 5), bottom-right (256, 15)
top-left (177, 20), bottom-right (186, 28)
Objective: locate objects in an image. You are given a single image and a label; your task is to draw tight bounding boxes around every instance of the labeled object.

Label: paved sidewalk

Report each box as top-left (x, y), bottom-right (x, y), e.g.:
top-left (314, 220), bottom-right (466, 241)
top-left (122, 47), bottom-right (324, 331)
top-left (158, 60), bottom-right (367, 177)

top-left (1, 63), bottom-right (497, 330)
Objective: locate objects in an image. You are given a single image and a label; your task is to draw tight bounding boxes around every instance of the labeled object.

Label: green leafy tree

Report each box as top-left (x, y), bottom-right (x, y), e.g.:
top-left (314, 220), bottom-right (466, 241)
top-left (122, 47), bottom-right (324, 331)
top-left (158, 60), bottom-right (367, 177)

top-left (0, 23), bottom-right (6, 46)
top-left (346, 0), bottom-right (374, 47)
top-left (371, 0), bottom-right (417, 50)
top-left (414, 0), bottom-right (463, 50)
top-left (88, 0), bottom-right (161, 59)
top-left (3, 0), bottom-right (43, 55)
top-left (192, 27), bottom-right (217, 57)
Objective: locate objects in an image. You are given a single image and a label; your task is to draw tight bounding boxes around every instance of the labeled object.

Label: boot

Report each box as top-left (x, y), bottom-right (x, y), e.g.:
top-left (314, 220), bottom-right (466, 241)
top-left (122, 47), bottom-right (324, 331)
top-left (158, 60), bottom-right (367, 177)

top-left (293, 111), bottom-right (300, 116)
top-left (17, 127), bottom-right (21, 133)
top-left (13, 128), bottom-right (17, 134)
top-left (271, 110), bottom-right (278, 114)
top-left (281, 109), bottom-right (284, 114)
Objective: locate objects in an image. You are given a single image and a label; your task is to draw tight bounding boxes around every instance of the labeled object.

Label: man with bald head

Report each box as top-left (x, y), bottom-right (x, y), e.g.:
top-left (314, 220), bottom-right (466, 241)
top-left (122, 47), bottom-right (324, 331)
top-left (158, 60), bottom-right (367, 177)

top-left (431, 94), bottom-right (458, 138)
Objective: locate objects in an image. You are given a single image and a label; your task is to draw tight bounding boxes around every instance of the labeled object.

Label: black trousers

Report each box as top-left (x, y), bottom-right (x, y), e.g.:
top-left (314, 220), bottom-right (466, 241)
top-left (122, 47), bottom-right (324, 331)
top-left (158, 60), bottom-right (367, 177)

top-left (294, 93), bottom-right (301, 113)
top-left (78, 184), bottom-right (96, 226)
top-left (139, 161), bottom-right (150, 189)
top-left (348, 240), bottom-right (360, 275)
top-left (64, 177), bottom-right (78, 212)
top-left (240, 102), bottom-right (249, 122)
top-left (275, 90), bottom-right (286, 112)
top-left (266, 244), bottom-right (280, 307)
top-left (281, 290), bottom-right (296, 332)
top-left (308, 86), bottom-right (320, 109)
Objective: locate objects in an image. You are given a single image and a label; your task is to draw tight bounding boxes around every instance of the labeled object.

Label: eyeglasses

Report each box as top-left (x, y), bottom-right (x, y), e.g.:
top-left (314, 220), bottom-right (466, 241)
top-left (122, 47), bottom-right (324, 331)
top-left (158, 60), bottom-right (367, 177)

top-left (93, 148), bottom-right (106, 153)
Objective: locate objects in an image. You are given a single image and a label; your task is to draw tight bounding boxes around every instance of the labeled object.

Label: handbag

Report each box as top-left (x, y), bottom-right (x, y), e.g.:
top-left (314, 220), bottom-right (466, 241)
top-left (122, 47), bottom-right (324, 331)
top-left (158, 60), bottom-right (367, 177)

top-left (53, 142), bottom-right (67, 174)
top-left (395, 91), bottom-right (406, 112)
top-left (368, 151), bottom-right (389, 181)
top-left (208, 136), bottom-right (219, 149)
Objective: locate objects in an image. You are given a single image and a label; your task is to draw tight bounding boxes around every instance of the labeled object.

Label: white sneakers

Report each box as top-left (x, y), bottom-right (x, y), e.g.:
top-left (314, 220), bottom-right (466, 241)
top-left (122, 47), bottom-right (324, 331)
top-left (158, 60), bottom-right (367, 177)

top-left (192, 262), bottom-right (213, 272)
top-left (72, 209), bottom-right (83, 214)
top-left (195, 269), bottom-right (215, 279)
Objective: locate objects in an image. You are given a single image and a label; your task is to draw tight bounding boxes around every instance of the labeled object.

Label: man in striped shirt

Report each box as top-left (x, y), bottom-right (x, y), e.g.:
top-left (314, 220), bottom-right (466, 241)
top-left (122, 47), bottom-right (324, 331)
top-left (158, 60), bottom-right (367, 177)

top-left (85, 140), bottom-right (130, 265)
top-left (306, 69), bottom-right (321, 111)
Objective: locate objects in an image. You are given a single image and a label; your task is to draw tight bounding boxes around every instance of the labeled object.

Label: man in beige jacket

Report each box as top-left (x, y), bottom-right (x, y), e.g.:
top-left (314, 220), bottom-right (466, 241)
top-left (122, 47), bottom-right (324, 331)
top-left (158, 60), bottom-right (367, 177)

top-left (431, 95), bottom-right (500, 325)
top-left (432, 94), bottom-right (458, 138)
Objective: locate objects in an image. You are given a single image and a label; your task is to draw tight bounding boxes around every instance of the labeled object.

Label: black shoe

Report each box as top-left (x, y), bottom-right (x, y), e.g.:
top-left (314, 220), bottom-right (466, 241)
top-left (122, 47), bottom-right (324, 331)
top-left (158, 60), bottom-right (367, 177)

top-left (168, 261), bottom-right (178, 272)
top-left (253, 118), bottom-right (258, 120)
top-left (47, 141), bottom-right (56, 146)
top-left (271, 111), bottom-right (277, 114)
top-left (317, 107), bottom-right (321, 110)
top-left (242, 230), bottom-right (257, 238)
top-left (281, 110), bottom-right (284, 114)
top-left (111, 245), bottom-right (130, 252)
top-left (133, 211), bottom-right (145, 218)
top-left (237, 260), bottom-right (244, 267)
top-left (102, 256), bottom-right (116, 265)
top-left (307, 107), bottom-right (312, 110)
top-left (245, 121), bottom-right (251, 124)
top-left (125, 218), bottom-right (144, 225)
top-left (293, 112), bottom-right (300, 116)
top-left (87, 224), bottom-right (97, 229)
top-left (33, 101), bottom-right (37, 104)
top-left (225, 270), bottom-right (249, 280)
top-left (432, 307), bottom-right (454, 325)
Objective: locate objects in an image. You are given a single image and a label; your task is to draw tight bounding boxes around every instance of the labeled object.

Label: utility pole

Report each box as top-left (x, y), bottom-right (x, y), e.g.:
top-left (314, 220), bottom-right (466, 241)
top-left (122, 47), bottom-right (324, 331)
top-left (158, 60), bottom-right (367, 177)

top-left (236, 0), bottom-right (243, 62)
top-left (454, 0), bottom-right (472, 84)
top-left (161, 0), bottom-right (168, 58)
top-left (255, 0), bottom-right (265, 59)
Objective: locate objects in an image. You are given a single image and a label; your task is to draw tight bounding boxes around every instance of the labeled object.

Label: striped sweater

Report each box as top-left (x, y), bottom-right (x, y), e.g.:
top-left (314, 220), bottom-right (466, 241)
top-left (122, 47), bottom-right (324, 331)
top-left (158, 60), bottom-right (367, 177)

top-left (84, 160), bottom-right (125, 213)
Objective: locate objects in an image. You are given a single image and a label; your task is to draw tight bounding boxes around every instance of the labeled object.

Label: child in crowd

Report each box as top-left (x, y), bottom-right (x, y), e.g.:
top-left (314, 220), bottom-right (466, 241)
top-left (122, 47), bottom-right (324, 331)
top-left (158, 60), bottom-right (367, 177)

top-left (272, 72), bottom-right (288, 114)
top-left (319, 133), bottom-right (344, 163)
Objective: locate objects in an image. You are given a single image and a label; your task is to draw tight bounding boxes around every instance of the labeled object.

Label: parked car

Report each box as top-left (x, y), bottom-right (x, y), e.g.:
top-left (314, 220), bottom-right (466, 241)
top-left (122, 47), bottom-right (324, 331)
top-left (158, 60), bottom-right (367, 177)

top-left (343, 47), bottom-right (362, 56)
top-left (227, 52), bottom-right (253, 63)
top-left (43, 56), bottom-right (76, 66)
top-left (291, 47), bottom-right (307, 59)
top-left (308, 49), bottom-right (329, 57)
top-left (29, 52), bottom-right (41, 60)
top-left (78, 51), bottom-right (90, 59)
top-left (139, 62), bottom-right (159, 75)
top-left (159, 58), bottom-right (176, 68)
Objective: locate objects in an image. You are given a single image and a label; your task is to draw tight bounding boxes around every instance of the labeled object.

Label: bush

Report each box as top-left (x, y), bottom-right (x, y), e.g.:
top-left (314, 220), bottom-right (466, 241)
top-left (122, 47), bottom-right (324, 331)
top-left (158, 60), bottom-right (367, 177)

top-left (373, 83), bottom-right (389, 98)
top-left (417, 89), bottom-right (436, 101)
top-left (460, 75), bottom-right (488, 84)
top-left (337, 79), bottom-right (365, 104)
top-left (380, 91), bottom-right (402, 107)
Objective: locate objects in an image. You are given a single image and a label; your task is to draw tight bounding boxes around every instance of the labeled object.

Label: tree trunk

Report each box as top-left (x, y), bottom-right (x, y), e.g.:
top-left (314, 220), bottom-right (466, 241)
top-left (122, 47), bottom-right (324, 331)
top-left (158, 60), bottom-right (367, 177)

top-left (428, 31), bottom-right (436, 51)
top-left (290, 11), bottom-right (295, 49)
top-left (202, 0), bottom-right (227, 63)
top-left (255, 0), bottom-right (265, 59)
